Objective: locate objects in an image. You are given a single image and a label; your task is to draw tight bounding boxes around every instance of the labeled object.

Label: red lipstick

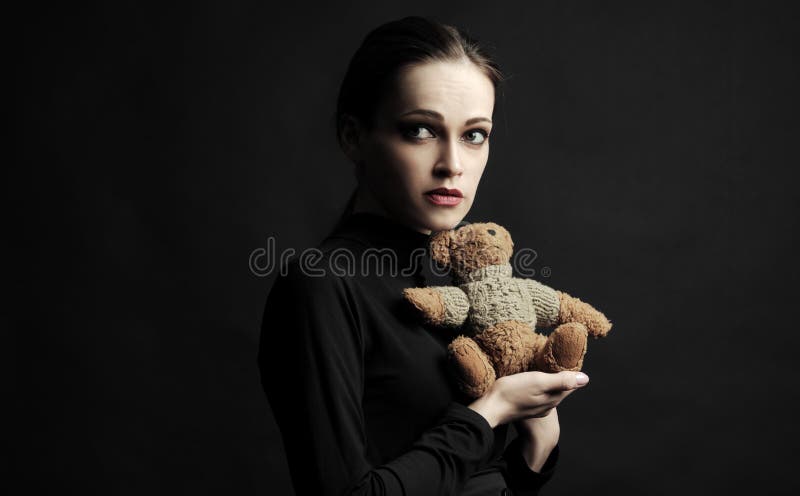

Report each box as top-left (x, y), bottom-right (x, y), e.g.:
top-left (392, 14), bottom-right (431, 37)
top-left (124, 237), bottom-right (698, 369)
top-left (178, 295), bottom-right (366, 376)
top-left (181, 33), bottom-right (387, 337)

top-left (425, 187), bottom-right (463, 206)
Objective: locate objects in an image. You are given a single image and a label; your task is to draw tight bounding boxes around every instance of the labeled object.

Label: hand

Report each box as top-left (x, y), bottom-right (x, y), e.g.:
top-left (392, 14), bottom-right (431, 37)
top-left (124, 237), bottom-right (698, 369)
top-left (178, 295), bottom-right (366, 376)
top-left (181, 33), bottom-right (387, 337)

top-left (468, 370), bottom-right (589, 428)
top-left (514, 408), bottom-right (560, 472)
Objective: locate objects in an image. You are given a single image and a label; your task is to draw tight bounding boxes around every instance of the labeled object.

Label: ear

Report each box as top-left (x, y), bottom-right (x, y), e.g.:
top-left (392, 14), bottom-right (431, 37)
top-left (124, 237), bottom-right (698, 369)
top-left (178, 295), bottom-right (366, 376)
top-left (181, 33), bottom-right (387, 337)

top-left (428, 230), bottom-right (453, 267)
top-left (339, 114), bottom-right (363, 165)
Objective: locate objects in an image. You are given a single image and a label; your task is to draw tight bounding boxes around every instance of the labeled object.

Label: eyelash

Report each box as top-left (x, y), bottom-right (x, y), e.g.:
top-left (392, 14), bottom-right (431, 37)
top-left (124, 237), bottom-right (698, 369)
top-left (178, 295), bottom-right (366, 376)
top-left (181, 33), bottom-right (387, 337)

top-left (401, 124), bottom-right (490, 145)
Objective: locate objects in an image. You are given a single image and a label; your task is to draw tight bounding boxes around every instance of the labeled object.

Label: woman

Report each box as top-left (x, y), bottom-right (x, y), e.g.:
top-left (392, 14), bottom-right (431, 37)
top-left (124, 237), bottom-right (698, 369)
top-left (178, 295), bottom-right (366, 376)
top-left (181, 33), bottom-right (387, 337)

top-left (258, 16), bottom-right (590, 495)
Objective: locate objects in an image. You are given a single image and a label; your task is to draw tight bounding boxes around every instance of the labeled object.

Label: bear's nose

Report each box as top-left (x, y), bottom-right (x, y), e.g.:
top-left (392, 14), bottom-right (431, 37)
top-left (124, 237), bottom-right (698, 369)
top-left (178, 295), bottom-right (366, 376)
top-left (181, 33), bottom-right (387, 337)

top-left (487, 229), bottom-right (496, 236)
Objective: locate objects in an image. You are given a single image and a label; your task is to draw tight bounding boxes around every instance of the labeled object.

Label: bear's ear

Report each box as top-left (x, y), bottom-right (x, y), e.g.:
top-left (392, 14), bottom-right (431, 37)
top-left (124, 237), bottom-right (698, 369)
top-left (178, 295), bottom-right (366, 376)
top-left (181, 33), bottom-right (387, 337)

top-left (428, 230), bottom-right (453, 267)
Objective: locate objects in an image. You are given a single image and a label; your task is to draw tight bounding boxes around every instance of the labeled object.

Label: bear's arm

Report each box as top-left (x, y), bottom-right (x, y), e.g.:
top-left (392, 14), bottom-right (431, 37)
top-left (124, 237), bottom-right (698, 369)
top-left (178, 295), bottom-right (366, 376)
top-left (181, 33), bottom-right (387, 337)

top-left (403, 285), bottom-right (470, 327)
top-left (434, 286), bottom-right (471, 327)
top-left (523, 279), bottom-right (561, 328)
top-left (523, 279), bottom-right (613, 337)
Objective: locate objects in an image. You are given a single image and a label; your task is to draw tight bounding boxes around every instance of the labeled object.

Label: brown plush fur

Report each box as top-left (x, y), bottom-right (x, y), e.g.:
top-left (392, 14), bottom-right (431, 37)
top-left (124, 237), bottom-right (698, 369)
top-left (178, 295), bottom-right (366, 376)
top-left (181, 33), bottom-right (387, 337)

top-left (535, 323), bottom-right (589, 372)
top-left (403, 287), bottom-right (446, 325)
top-left (557, 291), bottom-right (612, 338)
top-left (474, 321), bottom-right (538, 377)
top-left (429, 222), bottom-right (514, 275)
top-left (404, 222), bottom-right (612, 399)
top-left (448, 336), bottom-right (496, 398)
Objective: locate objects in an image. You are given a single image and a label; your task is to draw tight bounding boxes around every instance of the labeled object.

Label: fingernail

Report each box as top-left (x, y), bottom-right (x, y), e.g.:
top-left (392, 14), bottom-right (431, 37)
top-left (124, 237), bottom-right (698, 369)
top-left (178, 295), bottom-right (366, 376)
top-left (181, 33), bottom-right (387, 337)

top-left (575, 372), bottom-right (589, 386)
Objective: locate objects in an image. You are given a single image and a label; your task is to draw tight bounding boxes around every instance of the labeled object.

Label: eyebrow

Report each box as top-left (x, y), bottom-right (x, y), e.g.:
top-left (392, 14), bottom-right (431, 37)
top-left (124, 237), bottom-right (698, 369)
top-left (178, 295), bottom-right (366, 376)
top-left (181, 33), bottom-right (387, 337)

top-left (399, 108), bottom-right (492, 126)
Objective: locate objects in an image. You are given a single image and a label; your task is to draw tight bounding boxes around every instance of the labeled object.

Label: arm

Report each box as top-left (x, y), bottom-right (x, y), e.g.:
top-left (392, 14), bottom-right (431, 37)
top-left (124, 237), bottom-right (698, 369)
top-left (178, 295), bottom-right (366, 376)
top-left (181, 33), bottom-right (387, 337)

top-left (500, 435), bottom-right (560, 496)
top-left (555, 290), bottom-right (612, 338)
top-left (470, 367), bottom-right (589, 495)
top-left (524, 279), bottom-right (561, 328)
top-left (510, 407), bottom-right (561, 490)
top-left (258, 262), bottom-right (495, 495)
top-left (474, 414), bottom-right (558, 495)
top-left (474, 389), bottom-right (559, 495)
top-left (403, 285), bottom-right (470, 328)
top-left (525, 279), bottom-right (612, 337)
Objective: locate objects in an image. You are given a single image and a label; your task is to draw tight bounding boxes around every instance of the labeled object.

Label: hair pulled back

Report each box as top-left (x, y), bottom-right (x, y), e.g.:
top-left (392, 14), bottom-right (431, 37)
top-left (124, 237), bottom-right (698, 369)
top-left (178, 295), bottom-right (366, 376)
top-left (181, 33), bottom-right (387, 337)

top-left (334, 16), bottom-right (505, 223)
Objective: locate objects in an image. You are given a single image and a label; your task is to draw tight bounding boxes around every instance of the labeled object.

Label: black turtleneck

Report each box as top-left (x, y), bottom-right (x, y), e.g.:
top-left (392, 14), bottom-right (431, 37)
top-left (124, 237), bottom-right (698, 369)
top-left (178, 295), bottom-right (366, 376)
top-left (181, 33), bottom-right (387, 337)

top-left (258, 212), bottom-right (559, 496)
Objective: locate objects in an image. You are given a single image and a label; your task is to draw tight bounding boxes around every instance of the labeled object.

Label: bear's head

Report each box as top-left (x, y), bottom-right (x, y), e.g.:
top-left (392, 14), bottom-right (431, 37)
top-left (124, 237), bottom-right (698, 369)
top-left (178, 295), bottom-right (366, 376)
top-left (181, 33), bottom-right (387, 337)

top-left (428, 222), bottom-right (514, 281)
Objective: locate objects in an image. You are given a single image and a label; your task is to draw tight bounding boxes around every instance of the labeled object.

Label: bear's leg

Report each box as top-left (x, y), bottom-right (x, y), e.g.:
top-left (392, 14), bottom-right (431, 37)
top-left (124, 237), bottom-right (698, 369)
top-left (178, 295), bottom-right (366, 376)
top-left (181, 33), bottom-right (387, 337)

top-left (534, 322), bottom-right (588, 373)
top-left (448, 336), bottom-right (496, 398)
top-left (474, 321), bottom-right (543, 378)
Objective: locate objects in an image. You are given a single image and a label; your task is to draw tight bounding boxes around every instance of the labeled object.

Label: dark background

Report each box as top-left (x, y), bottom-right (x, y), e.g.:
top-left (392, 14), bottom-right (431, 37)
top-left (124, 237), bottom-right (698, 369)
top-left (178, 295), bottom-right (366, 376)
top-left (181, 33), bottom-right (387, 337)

top-left (14, 1), bottom-right (799, 494)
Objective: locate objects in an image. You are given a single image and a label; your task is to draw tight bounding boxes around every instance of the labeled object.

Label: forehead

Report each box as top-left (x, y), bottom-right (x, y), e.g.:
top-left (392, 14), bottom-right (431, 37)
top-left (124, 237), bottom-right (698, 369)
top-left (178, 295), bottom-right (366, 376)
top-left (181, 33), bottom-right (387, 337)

top-left (381, 59), bottom-right (495, 119)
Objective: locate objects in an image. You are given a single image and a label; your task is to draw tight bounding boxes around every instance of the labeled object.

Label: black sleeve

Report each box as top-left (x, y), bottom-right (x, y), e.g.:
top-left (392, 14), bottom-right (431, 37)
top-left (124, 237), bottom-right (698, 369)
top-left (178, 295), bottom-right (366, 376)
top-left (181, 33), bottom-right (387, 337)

top-left (499, 437), bottom-right (560, 496)
top-left (258, 262), bottom-right (497, 496)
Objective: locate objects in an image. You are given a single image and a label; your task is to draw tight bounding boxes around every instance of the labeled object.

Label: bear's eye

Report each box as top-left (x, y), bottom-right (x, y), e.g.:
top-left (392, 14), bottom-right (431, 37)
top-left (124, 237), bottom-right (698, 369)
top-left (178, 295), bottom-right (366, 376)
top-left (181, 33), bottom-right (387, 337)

top-left (487, 229), bottom-right (496, 236)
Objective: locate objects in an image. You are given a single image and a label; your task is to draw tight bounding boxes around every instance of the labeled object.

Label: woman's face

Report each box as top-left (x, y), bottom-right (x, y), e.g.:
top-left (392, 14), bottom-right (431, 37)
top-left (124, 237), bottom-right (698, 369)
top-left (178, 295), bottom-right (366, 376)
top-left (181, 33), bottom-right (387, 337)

top-left (349, 58), bottom-right (495, 234)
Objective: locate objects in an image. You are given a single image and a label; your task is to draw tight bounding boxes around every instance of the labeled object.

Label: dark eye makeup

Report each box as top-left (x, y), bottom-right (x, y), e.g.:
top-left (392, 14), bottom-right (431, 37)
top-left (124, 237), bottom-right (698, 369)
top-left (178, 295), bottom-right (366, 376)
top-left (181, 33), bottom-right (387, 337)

top-left (397, 122), bottom-right (490, 145)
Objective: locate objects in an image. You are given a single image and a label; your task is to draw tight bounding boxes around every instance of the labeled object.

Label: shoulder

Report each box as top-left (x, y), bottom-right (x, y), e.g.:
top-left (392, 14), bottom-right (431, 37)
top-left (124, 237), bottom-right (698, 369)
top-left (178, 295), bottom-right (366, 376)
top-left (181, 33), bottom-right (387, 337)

top-left (284, 234), bottom-right (401, 282)
top-left (263, 255), bottom-right (361, 335)
top-left (266, 231), bottom-right (385, 314)
top-left (275, 254), bottom-right (351, 298)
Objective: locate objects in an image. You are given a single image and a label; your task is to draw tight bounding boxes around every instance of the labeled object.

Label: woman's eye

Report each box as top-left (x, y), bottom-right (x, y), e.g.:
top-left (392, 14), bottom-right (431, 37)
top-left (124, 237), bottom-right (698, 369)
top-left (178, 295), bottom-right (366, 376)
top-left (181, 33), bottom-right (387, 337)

top-left (464, 129), bottom-right (489, 145)
top-left (404, 125), bottom-right (435, 140)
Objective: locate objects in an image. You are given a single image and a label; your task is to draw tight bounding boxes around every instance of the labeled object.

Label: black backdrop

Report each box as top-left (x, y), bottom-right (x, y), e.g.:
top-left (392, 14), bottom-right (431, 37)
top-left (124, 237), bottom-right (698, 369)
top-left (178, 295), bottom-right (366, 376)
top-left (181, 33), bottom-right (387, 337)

top-left (14, 1), bottom-right (799, 495)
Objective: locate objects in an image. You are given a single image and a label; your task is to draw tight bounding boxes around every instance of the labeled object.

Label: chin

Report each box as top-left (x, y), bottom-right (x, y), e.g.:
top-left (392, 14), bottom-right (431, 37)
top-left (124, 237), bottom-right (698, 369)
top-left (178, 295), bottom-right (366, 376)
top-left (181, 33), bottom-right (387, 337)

top-left (420, 208), bottom-right (466, 232)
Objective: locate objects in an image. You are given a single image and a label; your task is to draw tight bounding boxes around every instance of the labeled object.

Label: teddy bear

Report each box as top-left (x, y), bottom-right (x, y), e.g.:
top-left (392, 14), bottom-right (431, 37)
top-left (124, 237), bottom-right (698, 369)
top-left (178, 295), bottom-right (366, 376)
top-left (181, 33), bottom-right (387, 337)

top-left (402, 221), bottom-right (612, 399)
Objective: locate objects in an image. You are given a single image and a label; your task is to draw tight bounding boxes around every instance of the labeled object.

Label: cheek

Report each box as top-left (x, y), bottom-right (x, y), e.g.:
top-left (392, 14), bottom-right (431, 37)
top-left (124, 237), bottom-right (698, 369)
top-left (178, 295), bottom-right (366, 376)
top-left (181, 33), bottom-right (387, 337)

top-left (463, 153), bottom-right (489, 194)
top-left (369, 140), bottom-right (433, 187)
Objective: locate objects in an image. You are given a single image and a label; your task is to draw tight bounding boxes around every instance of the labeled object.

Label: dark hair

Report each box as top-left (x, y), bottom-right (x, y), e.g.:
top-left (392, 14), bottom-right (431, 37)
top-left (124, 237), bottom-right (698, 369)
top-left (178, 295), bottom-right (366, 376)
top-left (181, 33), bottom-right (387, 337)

top-left (333, 16), bottom-right (505, 228)
top-left (335, 16), bottom-right (505, 147)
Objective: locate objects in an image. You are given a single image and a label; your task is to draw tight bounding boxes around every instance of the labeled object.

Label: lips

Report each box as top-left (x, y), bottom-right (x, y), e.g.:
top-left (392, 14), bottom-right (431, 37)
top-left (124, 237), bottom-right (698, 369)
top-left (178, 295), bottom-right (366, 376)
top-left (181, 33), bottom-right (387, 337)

top-left (425, 187), bottom-right (463, 197)
top-left (424, 187), bottom-right (464, 207)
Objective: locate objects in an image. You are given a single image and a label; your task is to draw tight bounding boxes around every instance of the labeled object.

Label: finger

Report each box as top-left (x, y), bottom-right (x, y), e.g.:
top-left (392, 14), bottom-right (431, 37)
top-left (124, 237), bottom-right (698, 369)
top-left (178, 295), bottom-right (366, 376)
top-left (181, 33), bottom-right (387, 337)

top-left (541, 371), bottom-right (590, 393)
top-left (549, 387), bottom-right (577, 405)
top-left (519, 393), bottom-right (564, 419)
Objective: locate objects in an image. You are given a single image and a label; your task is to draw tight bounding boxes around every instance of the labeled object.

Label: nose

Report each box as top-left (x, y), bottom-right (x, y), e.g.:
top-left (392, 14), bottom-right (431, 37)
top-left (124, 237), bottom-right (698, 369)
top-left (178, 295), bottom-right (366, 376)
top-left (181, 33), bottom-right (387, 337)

top-left (433, 138), bottom-right (464, 178)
